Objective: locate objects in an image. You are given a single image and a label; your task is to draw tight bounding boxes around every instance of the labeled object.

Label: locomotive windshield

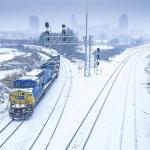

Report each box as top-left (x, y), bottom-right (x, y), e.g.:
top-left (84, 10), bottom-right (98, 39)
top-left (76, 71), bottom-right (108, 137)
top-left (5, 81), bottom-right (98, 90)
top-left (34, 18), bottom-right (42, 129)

top-left (13, 80), bottom-right (36, 88)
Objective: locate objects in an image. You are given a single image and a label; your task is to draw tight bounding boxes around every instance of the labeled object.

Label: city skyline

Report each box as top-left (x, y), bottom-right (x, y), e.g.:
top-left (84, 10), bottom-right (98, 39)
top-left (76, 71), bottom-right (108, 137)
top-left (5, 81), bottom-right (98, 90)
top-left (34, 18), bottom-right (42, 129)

top-left (0, 0), bottom-right (149, 33)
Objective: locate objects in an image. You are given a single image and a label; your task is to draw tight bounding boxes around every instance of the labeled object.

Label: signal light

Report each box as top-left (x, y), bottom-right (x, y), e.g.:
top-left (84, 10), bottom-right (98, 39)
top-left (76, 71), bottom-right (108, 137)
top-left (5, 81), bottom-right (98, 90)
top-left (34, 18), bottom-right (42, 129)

top-left (97, 48), bottom-right (100, 53)
top-left (96, 62), bottom-right (99, 65)
top-left (45, 22), bottom-right (49, 28)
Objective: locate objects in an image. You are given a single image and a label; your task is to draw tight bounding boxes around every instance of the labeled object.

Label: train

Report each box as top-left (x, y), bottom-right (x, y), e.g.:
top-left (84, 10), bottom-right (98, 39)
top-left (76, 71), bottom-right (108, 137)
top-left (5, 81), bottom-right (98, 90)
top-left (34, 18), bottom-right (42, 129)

top-left (9, 53), bottom-right (60, 120)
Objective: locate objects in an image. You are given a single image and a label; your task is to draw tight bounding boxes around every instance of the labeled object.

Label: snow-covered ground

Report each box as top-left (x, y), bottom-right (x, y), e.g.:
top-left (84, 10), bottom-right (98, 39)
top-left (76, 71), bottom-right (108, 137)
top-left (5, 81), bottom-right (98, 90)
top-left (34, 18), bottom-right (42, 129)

top-left (77, 43), bottom-right (114, 54)
top-left (85, 50), bottom-right (150, 150)
top-left (0, 46), bottom-right (53, 118)
top-left (0, 48), bottom-right (28, 63)
top-left (47, 44), bottom-right (150, 150)
top-left (0, 44), bottom-right (150, 150)
top-left (93, 44), bottom-right (114, 51)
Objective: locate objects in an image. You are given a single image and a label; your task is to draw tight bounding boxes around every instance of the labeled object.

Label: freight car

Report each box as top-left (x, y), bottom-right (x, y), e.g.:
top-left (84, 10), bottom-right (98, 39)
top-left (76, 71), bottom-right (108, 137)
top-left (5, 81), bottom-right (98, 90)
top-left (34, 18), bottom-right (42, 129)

top-left (9, 54), bottom-right (60, 120)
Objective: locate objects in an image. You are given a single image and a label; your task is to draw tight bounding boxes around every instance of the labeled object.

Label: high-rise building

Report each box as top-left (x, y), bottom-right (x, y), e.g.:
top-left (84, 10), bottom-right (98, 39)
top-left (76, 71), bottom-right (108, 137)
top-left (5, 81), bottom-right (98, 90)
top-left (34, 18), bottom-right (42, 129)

top-left (102, 24), bottom-right (110, 33)
top-left (71, 14), bottom-right (77, 31)
top-left (119, 14), bottom-right (128, 34)
top-left (29, 16), bottom-right (39, 34)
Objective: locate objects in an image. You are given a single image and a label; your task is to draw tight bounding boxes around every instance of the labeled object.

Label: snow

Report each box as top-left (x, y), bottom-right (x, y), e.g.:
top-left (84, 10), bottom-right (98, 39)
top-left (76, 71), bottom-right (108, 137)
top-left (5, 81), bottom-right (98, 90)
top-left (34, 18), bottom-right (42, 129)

top-left (0, 59), bottom-right (67, 150)
top-left (0, 44), bottom-right (150, 150)
top-left (0, 83), bottom-right (9, 120)
top-left (11, 88), bottom-right (33, 93)
top-left (0, 69), bottom-right (21, 80)
top-left (20, 75), bottom-right (38, 81)
top-left (23, 45), bottom-right (58, 56)
top-left (26, 69), bottom-right (43, 76)
top-left (0, 46), bottom-right (52, 116)
top-left (46, 44), bottom-right (150, 150)
top-left (0, 48), bottom-right (26, 62)
top-left (37, 52), bottom-right (50, 62)
top-left (93, 44), bottom-right (114, 51)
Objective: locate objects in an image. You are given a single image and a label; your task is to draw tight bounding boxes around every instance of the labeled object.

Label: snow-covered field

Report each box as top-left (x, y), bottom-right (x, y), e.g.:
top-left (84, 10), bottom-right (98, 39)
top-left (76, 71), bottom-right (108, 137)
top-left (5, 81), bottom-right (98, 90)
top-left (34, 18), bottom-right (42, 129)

top-left (48, 44), bottom-right (150, 150)
top-left (0, 48), bottom-right (28, 63)
top-left (0, 46), bottom-right (53, 117)
top-left (93, 44), bottom-right (114, 51)
top-left (0, 44), bottom-right (150, 150)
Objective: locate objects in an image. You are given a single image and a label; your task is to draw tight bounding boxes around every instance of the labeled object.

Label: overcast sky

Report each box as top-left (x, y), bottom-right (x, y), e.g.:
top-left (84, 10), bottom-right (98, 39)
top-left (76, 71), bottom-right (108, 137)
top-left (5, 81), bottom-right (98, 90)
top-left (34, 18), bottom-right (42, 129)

top-left (0, 0), bottom-right (150, 32)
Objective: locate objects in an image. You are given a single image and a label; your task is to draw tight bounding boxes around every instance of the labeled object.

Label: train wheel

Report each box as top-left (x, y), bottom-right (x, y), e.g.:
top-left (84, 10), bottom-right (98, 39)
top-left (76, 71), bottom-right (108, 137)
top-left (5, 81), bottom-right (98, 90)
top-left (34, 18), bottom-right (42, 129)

top-left (24, 116), bottom-right (28, 120)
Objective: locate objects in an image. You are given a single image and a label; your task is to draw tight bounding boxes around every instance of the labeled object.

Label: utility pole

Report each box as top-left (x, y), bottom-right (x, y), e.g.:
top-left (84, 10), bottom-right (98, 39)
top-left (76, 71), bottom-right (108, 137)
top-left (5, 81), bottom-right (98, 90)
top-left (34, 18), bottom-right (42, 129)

top-left (88, 36), bottom-right (93, 76)
top-left (84, 7), bottom-right (88, 76)
top-left (84, 2), bottom-right (88, 76)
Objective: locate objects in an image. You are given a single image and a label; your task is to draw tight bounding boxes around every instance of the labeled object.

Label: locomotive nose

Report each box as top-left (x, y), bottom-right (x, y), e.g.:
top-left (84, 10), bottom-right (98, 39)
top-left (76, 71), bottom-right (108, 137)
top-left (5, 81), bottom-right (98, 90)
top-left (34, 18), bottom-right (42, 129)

top-left (10, 90), bottom-right (34, 103)
top-left (16, 91), bottom-right (26, 100)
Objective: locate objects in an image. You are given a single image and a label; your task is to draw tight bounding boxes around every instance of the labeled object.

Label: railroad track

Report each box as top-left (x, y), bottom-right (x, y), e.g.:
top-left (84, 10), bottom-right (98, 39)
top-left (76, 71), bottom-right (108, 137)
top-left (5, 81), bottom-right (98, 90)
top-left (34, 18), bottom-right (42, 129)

top-left (0, 119), bottom-right (14, 134)
top-left (133, 55), bottom-right (139, 150)
top-left (119, 53), bottom-right (140, 150)
top-left (0, 58), bottom-right (71, 149)
top-left (119, 51), bottom-right (145, 150)
top-left (65, 49), bottom-right (146, 150)
top-left (0, 121), bottom-right (24, 148)
top-left (45, 59), bottom-right (72, 150)
top-left (28, 59), bottom-right (72, 150)
top-left (119, 56), bottom-right (134, 150)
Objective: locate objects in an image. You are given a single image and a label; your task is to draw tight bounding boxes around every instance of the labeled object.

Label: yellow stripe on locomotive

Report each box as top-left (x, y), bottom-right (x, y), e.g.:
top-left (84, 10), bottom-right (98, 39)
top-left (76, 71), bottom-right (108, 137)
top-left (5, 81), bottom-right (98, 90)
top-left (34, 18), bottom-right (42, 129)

top-left (9, 91), bottom-right (35, 105)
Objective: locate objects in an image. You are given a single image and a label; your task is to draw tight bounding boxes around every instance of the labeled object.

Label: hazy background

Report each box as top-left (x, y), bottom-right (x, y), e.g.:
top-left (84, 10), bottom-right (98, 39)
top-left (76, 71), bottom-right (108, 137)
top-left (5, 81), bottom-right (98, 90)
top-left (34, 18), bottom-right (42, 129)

top-left (0, 0), bottom-right (149, 33)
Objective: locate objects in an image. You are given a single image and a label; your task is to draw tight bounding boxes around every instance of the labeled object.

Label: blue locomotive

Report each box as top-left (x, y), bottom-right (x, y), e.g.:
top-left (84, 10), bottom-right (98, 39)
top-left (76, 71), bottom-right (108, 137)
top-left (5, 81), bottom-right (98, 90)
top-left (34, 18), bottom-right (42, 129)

top-left (9, 54), bottom-right (60, 119)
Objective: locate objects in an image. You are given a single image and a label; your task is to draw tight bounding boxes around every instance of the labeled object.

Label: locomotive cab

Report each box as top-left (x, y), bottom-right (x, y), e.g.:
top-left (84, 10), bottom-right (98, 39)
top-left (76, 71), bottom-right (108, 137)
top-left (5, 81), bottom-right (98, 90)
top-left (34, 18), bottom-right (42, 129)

top-left (9, 77), bottom-right (42, 119)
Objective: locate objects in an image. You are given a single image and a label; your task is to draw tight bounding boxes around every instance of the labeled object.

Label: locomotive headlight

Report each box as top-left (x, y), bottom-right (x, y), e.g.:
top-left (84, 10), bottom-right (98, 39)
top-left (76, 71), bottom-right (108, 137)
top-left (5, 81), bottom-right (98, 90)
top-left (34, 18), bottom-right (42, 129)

top-left (27, 92), bottom-right (32, 96)
top-left (27, 95), bottom-right (32, 100)
top-left (26, 92), bottom-right (32, 98)
top-left (22, 108), bottom-right (26, 112)
top-left (26, 92), bottom-right (34, 103)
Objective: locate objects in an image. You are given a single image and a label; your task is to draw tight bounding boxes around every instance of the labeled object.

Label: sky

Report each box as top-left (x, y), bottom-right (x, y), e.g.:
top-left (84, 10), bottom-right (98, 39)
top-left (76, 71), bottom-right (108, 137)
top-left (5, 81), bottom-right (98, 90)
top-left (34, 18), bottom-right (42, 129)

top-left (0, 0), bottom-right (150, 33)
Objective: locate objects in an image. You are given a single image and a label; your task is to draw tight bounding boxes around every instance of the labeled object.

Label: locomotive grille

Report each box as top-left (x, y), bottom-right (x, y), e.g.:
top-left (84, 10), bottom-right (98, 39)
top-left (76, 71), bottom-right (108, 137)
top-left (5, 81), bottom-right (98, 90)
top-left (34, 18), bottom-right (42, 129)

top-left (15, 91), bottom-right (26, 100)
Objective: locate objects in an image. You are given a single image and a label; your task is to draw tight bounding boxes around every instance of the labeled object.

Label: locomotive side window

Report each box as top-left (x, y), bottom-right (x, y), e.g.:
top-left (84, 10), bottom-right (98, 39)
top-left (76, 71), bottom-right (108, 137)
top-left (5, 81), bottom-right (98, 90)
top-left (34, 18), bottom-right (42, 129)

top-left (13, 81), bottom-right (36, 88)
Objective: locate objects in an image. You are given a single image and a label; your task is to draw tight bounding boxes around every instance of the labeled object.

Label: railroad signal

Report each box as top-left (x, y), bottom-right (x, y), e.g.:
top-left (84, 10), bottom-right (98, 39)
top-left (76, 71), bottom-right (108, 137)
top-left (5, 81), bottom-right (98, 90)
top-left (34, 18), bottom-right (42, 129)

top-left (97, 48), bottom-right (100, 53)
top-left (96, 61), bottom-right (99, 65)
top-left (62, 24), bottom-right (66, 35)
top-left (62, 24), bottom-right (66, 41)
top-left (96, 48), bottom-right (100, 60)
top-left (97, 54), bottom-right (100, 59)
top-left (62, 24), bottom-right (65, 28)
